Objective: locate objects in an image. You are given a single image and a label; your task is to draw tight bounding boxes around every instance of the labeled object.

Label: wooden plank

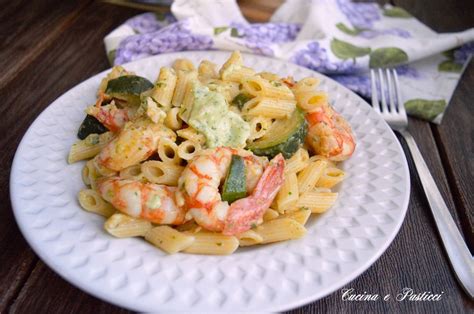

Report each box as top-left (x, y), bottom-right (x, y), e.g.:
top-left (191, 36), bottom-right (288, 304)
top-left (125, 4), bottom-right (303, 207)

top-left (432, 60), bottom-right (474, 251)
top-left (238, 0), bottom-right (284, 13)
top-left (10, 262), bottom-right (130, 313)
top-left (0, 212), bottom-right (38, 312)
top-left (0, 1), bottom-right (142, 311)
top-left (0, 0), bottom-right (93, 89)
top-left (238, 0), bottom-right (283, 22)
top-left (393, 0), bottom-right (474, 32)
top-left (0, 1), bottom-right (88, 309)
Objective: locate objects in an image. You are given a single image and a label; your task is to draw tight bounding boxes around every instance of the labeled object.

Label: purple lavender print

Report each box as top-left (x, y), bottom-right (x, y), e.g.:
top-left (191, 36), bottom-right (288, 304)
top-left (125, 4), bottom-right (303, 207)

top-left (228, 22), bottom-right (301, 56)
top-left (114, 21), bottom-right (213, 65)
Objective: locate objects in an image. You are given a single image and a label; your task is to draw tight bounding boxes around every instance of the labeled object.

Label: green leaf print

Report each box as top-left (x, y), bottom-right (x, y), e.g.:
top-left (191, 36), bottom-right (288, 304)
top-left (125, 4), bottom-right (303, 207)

top-left (335, 23), bottom-right (363, 36)
top-left (438, 60), bottom-right (463, 73)
top-left (230, 28), bottom-right (243, 38)
top-left (107, 50), bottom-right (116, 65)
top-left (154, 12), bottom-right (167, 21)
top-left (369, 47), bottom-right (408, 68)
top-left (330, 38), bottom-right (371, 60)
top-left (214, 27), bottom-right (229, 35)
top-left (383, 7), bottom-right (412, 18)
top-left (404, 99), bottom-right (446, 121)
top-left (442, 49), bottom-right (456, 60)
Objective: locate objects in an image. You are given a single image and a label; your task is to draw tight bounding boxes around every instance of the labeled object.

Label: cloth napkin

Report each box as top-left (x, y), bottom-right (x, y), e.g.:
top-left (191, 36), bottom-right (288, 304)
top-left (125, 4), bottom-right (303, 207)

top-left (104, 0), bottom-right (474, 123)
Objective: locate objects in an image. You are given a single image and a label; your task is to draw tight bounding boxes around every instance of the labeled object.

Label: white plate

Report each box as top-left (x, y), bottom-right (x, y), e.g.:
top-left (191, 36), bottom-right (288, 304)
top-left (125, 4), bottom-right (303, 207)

top-left (10, 51), bottom-right (410, 312)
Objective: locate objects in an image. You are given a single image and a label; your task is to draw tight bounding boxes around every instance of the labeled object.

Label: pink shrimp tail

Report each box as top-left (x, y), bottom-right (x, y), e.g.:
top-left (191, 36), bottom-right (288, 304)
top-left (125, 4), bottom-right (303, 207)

top-left (222, 154), bottom-right (285, 235)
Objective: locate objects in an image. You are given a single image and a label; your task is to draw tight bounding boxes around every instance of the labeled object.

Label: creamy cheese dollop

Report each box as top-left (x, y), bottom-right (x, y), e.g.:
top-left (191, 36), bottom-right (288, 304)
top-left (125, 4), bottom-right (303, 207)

top-left (181, 84), bottom-right (250, 148)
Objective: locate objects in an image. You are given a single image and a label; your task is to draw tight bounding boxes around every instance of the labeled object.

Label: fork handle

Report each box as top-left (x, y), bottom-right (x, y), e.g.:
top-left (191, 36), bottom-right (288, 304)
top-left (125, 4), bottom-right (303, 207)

top-left (399, 129), bottom-right (474, 298)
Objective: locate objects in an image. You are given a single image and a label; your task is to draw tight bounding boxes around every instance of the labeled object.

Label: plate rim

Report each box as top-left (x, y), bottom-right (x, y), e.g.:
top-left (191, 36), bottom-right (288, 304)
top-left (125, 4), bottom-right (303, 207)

top-left (10, 50), bottom-right (411, 312)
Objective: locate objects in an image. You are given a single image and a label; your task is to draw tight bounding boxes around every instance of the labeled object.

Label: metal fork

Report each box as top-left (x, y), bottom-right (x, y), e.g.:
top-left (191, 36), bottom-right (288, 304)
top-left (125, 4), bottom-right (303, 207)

top-left (370, 68), bottom-right (474, 298)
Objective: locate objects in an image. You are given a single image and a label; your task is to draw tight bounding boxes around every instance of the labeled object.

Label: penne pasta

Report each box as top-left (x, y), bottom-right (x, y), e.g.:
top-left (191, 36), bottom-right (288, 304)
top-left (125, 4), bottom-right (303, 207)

top-left (82, 163), bottom-right (91, 186)
top-left (292, 77), bottom-right (320, 94)
top-left (150, 67), bottom-right (177, 108)
top-left (247, 116), bottom-right (273, 141)
top-left (182, 231), bottom-right (239, 255)
top-left (296, 90), bottom-right (328, 112)
top-left (309, 155), bottom-right (337, 168)
top-left (78, 189), bottom-right (116, 217)
top-left (222, 66), bottom-right (256, 83)
top-left (257, 71), bottom-right (281, 81)
top-left (157, 137), bottom-right (182, 165)
top-left (237, 229), bottom-right (263, 246)
top-left (296, 191), bottom-right (338, 213)
top-left (255, 218), bottom-right (306, 244)
top-left (141, 160), bottom-right (184, 186)
top-left (275, 172), bottom-right (299, 213)
top-left (242, 76), bottom-right (295, 100)
top-left (279, 208), bottom-right (312, 225)
top-left (176, 127), bottom-right (206, 145)
top-left (68, 132), bottom-right (114, 164)
top-left (297, 160), bottom-right (328, 194)
top-left (84, 159), bottom-right (102, 190)
top-left (104, 213), bottom-right (152, 238)
top-left (165, 107), bottom-right (183, 130)
top-left (198, 60), bottom-right (218, 80)
top-left (145, 226), bottom-right (195, 254)
top-left (316, 167), bottom-right (346, 188)
top-left (181, 80), bottom-right (197, 116)
top-left (119, 164), bottom-right (145, 181)
top-left (285, 148), bottom-right (310, 174)
top-left (207, 79), bottom-right (241, 103)
top-left (219, 51), bottom-right (256, 82)
top-left (172, 70), bottom-right (198, 107)
top-left (177, 140), bottom-right (201, 161)
top-left (172, 58), bottom-right (195, 72)
top-left (263, 208), bottom-right (279, 221)
top-left (242, 96), bottom-right (296, 119)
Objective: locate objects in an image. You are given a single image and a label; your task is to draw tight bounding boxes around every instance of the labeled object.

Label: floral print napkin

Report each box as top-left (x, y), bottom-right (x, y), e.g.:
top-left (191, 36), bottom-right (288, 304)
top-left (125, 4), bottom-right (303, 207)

top-left (104, 0), bottom-right (474, 123)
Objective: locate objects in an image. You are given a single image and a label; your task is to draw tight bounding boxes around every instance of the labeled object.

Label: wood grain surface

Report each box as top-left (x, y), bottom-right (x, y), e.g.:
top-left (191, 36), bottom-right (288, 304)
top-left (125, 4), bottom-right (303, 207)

top-left (0, 0), bottom-right (472, 313)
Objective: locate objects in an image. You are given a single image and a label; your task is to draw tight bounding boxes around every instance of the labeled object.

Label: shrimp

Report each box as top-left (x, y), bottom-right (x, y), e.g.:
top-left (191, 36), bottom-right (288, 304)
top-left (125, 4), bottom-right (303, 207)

top-left (94, 118), bottom-right (176, 172)
top-left (223, 154), bottom-right (284, 235)
top-left (97, 177), bottom-right (186, 224)
top-left (179, 147), bottom-right (283, 235)
top-left (305, 103), bottom-right (355, 161)
top-left (86, 91), bottom-right (131, 132)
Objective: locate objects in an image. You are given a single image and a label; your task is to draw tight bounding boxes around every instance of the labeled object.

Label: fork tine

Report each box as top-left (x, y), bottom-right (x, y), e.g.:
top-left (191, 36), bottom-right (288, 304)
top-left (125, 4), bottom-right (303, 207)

top-left (392, 69), bottom-right (406, 116)
top-left (378, 69), bottom-right (389, 113)
top-left (370, 69), bottom-right (380, 112)
top-left (386, 68), bottom-right (395, 113)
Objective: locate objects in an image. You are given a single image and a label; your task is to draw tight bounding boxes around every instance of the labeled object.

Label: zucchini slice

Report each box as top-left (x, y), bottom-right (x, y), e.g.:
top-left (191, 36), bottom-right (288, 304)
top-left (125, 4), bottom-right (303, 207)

top-left (232, 93), bottom-right (252, 110)
top-left (248, 108), bottom-right (307, 159)
top-left (77, 114), bottom-right (108, 140)
top-left (222, 155), bottom-right (247, 203)
top-left (105, 75), bottom-right (154, 106)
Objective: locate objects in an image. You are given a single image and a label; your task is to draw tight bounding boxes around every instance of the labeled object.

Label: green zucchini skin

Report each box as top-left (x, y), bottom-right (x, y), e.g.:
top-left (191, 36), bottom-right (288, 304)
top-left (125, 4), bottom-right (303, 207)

top-left (232, 93), bottom-right (252, 110)
top-left (105, 75), bottom-right (154, 95)
top-left (77, 114), bottom-right (108, 140)
top-left (222, 155), bottom-right (247, 203)
top-left (105, 75), bottom-right (154, 106)
top-left (248, 108), bottom-right (308, 159)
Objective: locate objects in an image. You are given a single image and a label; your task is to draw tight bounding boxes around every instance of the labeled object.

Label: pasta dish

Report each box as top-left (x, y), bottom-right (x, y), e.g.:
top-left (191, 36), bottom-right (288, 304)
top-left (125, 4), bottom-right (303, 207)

top-left (68, 51), bottom-right (356, 255)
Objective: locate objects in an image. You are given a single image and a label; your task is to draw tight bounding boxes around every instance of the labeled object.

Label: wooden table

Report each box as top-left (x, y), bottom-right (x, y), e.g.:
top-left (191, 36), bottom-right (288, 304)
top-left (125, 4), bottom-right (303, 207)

top-left (1, 0), bottom-right (472, 312)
